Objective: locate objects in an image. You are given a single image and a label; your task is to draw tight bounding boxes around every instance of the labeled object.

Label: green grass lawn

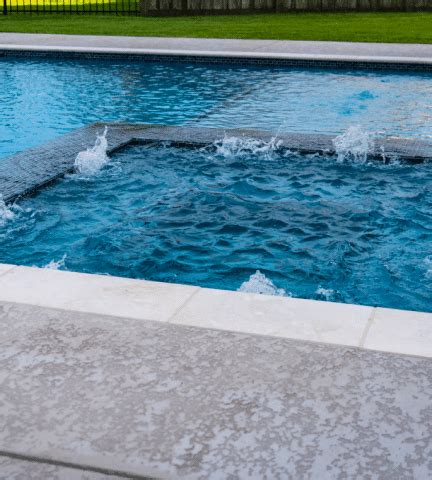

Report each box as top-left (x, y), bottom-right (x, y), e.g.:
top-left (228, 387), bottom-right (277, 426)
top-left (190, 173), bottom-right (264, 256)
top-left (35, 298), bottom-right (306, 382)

top-left (0, 12), bottom-right (432, 43)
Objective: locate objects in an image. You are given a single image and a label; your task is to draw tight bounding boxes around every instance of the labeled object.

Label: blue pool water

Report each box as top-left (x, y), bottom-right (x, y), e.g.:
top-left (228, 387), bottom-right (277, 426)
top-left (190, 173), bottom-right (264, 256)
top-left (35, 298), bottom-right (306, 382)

top-left (1, 56), bottom-right (432, 311)
top-left (1, 140), bottom-right (431, 312)
top-left (2, 57), bottom-right (432, 159)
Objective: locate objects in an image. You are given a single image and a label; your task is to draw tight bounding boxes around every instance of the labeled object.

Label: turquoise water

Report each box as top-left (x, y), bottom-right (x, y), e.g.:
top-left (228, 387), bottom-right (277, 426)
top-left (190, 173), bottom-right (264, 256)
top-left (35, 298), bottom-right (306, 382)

top-left (0, 57), bottom-right (431, 311)
top-left (2, 57), bottom-right (432, 159)
top-left (1, 141), bottom-right (431, 312)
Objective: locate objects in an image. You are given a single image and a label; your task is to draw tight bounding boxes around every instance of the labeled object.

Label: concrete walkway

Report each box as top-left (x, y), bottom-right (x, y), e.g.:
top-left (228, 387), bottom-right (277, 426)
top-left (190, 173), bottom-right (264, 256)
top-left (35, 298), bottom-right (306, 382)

top-left (1, 33), bottom-right (432, 64)
top-left (1, 299), bottom-right (432, 479)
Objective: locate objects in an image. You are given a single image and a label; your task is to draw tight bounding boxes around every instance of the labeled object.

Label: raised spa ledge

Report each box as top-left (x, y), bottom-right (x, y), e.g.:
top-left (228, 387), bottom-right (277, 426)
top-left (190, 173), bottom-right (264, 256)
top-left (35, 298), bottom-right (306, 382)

top-left (1, 122), bottom-right (432, 204)
top-left (0, 263), bottom-right (431, 359)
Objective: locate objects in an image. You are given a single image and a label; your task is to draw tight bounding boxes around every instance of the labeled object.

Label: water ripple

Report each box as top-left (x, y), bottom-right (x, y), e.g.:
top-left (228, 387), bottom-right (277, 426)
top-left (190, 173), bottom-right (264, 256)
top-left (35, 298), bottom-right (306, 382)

top-left (0, 143), bottom-right (431, 312)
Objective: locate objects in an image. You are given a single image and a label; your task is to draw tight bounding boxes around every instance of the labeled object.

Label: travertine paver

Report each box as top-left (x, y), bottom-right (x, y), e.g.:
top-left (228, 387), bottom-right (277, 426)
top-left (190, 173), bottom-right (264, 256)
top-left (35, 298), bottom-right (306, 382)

top-left (1, 123), bottom-right (431, 203)
top-left (170, 286), bottom-right (371, 346)
top-left (364, 307), bottom-right (432, 357)
top-left (0, 265), bottom-right (199, 322)
top-left (1, 301), bottom-right (431, 479)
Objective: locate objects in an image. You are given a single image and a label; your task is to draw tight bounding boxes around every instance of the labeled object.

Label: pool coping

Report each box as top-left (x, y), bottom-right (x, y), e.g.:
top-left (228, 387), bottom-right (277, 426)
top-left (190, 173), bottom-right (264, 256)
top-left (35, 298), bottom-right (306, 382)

top-left (0, 262), bottom-right (431, 359)
top-left (2, 122), bottom-right (432, 204)
top-left (2, 34), bottom-right (432, 70)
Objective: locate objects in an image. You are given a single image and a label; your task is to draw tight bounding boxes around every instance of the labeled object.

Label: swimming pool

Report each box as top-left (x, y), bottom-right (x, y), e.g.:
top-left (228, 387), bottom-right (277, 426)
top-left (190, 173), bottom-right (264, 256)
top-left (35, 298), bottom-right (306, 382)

top-left (1, 136), bottom-right (431, 313)
top-left (0, 56), bottom-right (431, 312)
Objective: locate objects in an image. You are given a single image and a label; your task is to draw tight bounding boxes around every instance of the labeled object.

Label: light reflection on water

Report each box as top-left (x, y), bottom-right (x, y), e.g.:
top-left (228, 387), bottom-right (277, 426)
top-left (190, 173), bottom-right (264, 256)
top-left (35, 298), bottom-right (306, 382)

top-left (1, 57), bottom-right (432, 159)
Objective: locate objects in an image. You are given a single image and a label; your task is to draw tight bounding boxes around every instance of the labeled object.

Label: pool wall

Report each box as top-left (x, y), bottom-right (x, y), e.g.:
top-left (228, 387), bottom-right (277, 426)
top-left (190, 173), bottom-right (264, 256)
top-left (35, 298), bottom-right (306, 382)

top-left (5, 48), bottom-right (432, 72)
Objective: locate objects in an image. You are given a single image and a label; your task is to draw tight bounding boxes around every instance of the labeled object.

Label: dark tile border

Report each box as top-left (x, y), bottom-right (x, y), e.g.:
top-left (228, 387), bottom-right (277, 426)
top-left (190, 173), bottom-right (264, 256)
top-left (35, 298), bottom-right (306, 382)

top-left (1, 122), bottom-right (432, 204)
top-left (2, 48), bottom-right (432, 73)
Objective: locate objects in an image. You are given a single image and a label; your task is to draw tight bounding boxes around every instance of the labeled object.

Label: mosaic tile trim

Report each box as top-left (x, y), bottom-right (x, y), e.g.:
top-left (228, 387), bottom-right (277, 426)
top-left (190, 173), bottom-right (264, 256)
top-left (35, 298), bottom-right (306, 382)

top-left (1, 122), bottom-right (431, 203)
top-left (2, 48), bottom-right (432, 73)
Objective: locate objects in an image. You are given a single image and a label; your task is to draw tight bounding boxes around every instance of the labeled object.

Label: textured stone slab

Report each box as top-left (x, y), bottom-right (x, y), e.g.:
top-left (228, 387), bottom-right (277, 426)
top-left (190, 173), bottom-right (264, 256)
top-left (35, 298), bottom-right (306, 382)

top-left (0, 265), bottom-right (199, 322)
top-left (364, 307), bottom-right (432, 358)
top-left (0, 301), bottom-right (431, 479)
top-left (170, 286), bottom-right (372, 347)
top-left (2, 123), bottom-right (432, 204)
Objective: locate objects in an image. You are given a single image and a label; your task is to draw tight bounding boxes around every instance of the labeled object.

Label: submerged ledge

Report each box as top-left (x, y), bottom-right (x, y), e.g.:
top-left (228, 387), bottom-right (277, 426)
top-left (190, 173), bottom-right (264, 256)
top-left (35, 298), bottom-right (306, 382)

top-left (1, 122), bottom-right (432, 203)
top-left (0, 263), bottom-right (431, 358)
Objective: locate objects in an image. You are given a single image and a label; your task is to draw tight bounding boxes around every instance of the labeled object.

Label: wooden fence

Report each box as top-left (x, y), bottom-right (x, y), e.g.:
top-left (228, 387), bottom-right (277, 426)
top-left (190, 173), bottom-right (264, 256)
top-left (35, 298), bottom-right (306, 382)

top-left (141, 0), bottom-right (432, 15)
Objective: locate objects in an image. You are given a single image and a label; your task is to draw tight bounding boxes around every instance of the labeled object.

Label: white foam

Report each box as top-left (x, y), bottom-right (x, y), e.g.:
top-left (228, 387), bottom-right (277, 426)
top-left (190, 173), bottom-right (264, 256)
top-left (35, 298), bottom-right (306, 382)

top-left (425, 256), bottom-right (432, 279)
top-left (44, 254), bottom-right (67, 270)
top-left (333, 126), bottom-right (374, 163)
top-left (74, 126), bottom-right (109, 175)
top-left (315, 286), bottom-right (335, 301)
top-left (213, 135), bottom-right (282, 160)
top-left (238, 270), bottom-right (287, 297)
top-left (0, 195), bottom-right (16, 227)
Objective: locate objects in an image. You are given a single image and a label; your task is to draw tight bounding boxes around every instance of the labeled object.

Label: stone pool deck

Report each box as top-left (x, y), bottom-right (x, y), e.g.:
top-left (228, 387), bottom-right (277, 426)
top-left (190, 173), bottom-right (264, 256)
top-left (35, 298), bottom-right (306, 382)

top-left (0, 264), bottom-right (432, 479)
top-left (2, 33), bottom-right (432, 69)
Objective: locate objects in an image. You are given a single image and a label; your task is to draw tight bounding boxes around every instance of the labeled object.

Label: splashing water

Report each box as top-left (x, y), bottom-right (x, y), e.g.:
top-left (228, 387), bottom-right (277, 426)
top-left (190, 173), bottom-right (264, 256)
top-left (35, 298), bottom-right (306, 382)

top-left (43, 254), bottom-right (67, 270)
top-left (315, 287), bottom-right (335, 302)
top-left (333, 126), bottom-right (374, 163)
top-left (238, 270), bottom-right (287, 297)
top-left (425, 256), bottom-right (432, 279)
top-left (213, 135), bottom-right (282, 160)
top-left (0, 195), bottom-right (16, 227)
top-left (74, 127), bottom-right (109, 175)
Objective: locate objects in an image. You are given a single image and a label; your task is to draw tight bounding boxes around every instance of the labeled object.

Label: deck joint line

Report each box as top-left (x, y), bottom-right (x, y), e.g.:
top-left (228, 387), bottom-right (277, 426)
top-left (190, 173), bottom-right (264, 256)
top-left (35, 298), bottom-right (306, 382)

top-left (167, 286), bottom-right (202, 323)
top-left (359, 307), bottom-right (377, 349)
top-left (0, 450), bottom-right (158, 480)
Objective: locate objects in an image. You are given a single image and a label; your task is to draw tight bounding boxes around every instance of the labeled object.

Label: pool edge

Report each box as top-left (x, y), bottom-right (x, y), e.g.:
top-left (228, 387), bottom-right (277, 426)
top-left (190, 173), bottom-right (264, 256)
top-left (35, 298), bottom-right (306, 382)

top-left (1, 263), bottom-right (431, 359)
top-left (3, 42), bottom-right (432, 71)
